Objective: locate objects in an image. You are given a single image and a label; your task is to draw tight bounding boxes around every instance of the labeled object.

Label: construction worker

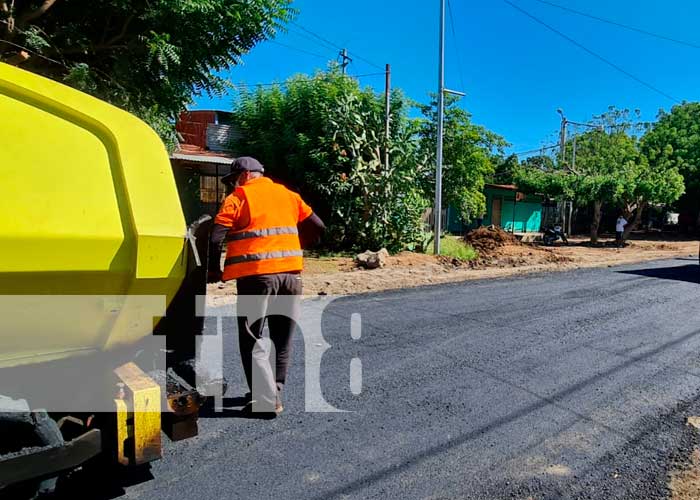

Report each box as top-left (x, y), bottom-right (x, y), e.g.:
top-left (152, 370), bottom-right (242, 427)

top-left (208, 157), bottom-right (325, 415)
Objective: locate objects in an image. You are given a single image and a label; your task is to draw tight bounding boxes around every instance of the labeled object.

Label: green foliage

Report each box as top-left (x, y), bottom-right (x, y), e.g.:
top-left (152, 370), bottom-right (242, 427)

top-left (642, 102), bottom-right (700, 221)
top-left (522, 154), bottom-right (555, 171)
top-left (0, 0), bottom-right (294, 146)
top-left (417, 94), bottom-right (508, 223)
top-left (515, 166), bottom-right (573, 200)
top-left (406, 231), bottom-right (435, 254)
top-left (232, 70), bottom-right (429, 252)
top-left (490, 154), bottom-right (520, 185)
top-left (566, 128), bottom-right (641, 205)
top-left (515, 107), bottom-right (685, 241)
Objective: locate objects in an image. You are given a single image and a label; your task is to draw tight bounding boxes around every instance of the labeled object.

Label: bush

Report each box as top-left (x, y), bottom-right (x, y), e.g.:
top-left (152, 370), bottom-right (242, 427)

top-left (232, 70), bottom-right (429, 252)
top-left (428, 236), bottom-right (478, 261)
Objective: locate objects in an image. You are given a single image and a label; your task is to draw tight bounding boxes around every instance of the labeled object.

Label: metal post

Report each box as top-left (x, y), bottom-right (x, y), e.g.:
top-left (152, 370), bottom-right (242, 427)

top-left (340, 49), bottom-right (350, 75)
top-left (434, 0), bottom-right (446, 255)
top-left (384, 64), bottom-right (391, 172)
top-left (569, 134), bottom-right (577, 237)
top-left (557, 109), bottom-right (567, 225)
top-left (557, 108), bottom-right (567, 167)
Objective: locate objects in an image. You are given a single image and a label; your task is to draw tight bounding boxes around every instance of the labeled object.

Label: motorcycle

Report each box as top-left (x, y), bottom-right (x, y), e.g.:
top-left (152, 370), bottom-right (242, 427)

top-left (542, 225), bottom-right (569, 246)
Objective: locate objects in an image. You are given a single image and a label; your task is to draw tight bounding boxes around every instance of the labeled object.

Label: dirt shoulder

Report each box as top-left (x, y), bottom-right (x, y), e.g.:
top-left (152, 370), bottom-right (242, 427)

top-left (207, 235), bottom-right (698, 305)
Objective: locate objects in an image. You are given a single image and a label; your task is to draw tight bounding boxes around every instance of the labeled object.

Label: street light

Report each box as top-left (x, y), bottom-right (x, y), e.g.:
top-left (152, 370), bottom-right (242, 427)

top-left (434, 0), bottom-right (446, 255)
top-left (433, 1), bottom-right (468, 255)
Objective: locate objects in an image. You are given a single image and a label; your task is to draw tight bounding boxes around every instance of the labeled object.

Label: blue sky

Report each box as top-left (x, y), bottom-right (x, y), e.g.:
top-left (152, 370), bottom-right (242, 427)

top-left (193, 0), bottom-right (700, 155)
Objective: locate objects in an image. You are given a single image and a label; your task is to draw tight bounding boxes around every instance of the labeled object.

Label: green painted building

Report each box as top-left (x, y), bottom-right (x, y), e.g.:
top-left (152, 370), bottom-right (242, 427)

top-left (447, 184), bottom-right (544, 234)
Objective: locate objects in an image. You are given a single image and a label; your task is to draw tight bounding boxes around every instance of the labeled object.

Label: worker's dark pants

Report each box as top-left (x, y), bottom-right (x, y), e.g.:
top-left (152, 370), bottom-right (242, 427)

top-left (236, 272), bottom-right (302, 410)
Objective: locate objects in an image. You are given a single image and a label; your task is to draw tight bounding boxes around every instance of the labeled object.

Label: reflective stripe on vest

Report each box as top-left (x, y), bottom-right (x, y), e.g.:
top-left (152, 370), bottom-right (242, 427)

top-left (224, 249), bottom-right (304, 266)
top-left (226, 226), bottom-right (298, 242)
top-left (221, 178), bottom-right (305, 280)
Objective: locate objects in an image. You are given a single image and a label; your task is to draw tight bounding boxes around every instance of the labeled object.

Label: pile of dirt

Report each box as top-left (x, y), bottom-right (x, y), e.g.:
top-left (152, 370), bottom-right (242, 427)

top-left (464, 226), bottom-right (521, 256)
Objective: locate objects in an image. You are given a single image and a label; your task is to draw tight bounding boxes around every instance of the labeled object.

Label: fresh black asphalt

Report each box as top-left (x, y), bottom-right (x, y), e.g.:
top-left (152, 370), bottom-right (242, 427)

top-left (107, 258), bottom-right (700, 499)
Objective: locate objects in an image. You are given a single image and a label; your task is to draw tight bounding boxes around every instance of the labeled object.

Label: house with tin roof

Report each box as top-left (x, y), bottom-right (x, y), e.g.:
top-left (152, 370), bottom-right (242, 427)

top-left (170, 110), bottom-right (240, 222)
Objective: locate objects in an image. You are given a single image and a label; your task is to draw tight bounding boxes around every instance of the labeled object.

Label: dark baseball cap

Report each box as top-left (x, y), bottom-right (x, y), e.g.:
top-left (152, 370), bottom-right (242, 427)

top-left (221, 157), bottom-right (264, 185)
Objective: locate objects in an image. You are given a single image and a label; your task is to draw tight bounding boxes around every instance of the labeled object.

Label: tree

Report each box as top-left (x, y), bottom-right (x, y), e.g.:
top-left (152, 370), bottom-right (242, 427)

top-left (490, 154), bottom-right (520, 185)
top-left (231, 70), bottom-right (429, 252)
top-left (641, 102), bottom-right (700, 228)
top-left (516, 107), bottom-right (684, 242)
top-left (618, 153), bottom-right (684, 239)
top-left (0, 0), bottom-right (293, 146)
top-left (522, 154), bottom-right (555, 172)
top-left (417, 94), bottom-right (508, 224)
top-left (569, 128), bottom-right (641, 242)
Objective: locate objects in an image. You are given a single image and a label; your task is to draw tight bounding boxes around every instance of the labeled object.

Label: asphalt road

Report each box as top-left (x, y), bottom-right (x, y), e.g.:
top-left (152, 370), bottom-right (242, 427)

top-left (117, 258), bottom-right (700, 499)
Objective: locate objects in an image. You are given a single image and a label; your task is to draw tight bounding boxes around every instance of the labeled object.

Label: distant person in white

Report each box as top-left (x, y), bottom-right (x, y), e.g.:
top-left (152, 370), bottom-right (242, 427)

top-left (616, 215), bottom-right (628, 248)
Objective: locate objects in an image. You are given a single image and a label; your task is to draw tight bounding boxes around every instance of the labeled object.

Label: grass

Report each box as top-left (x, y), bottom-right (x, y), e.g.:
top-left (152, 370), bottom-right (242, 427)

top-left (427, 235), bottom-right (479, 261)
top-left (304, 250), bottom-right (355, 259)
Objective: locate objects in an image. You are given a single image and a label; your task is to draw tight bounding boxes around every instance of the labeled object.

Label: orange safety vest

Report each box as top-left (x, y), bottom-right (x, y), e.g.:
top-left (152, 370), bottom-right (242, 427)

top-left (222, 179), bottom-right (305, 281)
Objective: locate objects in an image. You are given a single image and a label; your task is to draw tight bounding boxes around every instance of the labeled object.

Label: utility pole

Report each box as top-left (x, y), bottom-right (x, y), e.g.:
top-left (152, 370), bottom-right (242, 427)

top-left (568, 134), bottom-right (577, 236)
top-left (339, 49), bottom-right (351, 75)
top-left (434, 0), bottom-right (446, 255)
top-left (557, 108), bottom-right (567, 167)
top-left (433, 0), bottom-right (465, 254)
top-left (384, 64), bottom-right (391, 172)
top-left (557, 108), bottom-right (568, 227)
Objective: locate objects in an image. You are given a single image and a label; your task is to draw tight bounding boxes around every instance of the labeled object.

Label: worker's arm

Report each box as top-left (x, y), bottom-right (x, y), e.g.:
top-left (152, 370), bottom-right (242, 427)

top-left (208, 195), bottom-right (242, 282)
top-left (209, 224), bottom-right (229, 271)
top-left (298, 213), bottom-right (326, 249)
top-left (294, 193), bottom-right (325, 249)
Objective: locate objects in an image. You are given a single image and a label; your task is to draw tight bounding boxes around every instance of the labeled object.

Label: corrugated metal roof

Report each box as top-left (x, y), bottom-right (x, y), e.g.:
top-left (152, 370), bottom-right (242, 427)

top-left (176, 110), bottom-right (239, 152)
top-left (486, 183), bottom-right (518, 191)
top-left (206, 123), bottom-right (242, 152)
top-left (171, 152), bottom-right (235, 165)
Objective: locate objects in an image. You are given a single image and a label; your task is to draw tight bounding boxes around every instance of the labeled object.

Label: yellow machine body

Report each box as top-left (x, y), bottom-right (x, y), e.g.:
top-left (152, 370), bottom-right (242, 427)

top-left (0, 63), bottom-right (187, 368)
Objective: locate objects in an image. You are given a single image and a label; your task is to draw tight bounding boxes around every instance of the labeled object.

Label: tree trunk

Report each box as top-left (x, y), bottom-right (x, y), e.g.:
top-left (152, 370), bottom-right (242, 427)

top-left (623, 201), bottom-right (647, 241)
top-left (591, 200), bottom-right (602, 243)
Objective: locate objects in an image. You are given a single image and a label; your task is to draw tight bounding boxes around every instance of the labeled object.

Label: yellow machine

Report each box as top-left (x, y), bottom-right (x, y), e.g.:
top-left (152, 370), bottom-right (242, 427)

top-left (0, 62), bottom-right (187, 366)
top-left (0, 62), bottom-right (208, 495)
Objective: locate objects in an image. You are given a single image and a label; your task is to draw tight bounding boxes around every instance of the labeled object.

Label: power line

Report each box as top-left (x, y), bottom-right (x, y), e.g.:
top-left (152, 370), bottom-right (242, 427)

top-left (289, 21), bottom-right (343, 50)
top-left (529, 0), bottom-right (700, 50)
top-left (286, 26), bottom-right (339, 53)
top-left (348, 71), bottom-right (387, 78)
top-left (289, 20), bottom-right (384, 70)
top-left (347, 52), bottom-right (383, 71)
top-left (511, 144), bottom-right (559, 156)
top-left (0, 35), bottom-right (130, 94)
top-left (502, 0), bottom-right (679, 103)
top-left (267, 40), bottom-right (331, 60)
top-left (447, 0), bottom-right (467, 93)
top-left (0, 37), bottom-right (66, 67)
top-left (231, 72), bottom-right (387, 89)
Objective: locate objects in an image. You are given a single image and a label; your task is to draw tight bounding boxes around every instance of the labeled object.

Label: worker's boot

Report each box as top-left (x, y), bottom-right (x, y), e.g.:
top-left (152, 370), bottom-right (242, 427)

top-left (170, 358), bottom-right (228, 399)
top-left (242, 388), bottom-right (283, 415)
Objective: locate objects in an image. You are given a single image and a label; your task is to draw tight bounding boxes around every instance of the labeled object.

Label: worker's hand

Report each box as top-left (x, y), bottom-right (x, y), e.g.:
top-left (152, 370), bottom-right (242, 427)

top-left (207, 270), bottom-right (223, 284)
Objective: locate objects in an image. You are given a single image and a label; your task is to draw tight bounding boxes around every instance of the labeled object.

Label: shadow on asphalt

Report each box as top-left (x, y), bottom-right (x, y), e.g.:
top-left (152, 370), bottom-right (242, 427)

top-left (50, 399), bottom-right (274, 499)
top-left (50, 460), bottom-right (154, 500)
top-left (310, 323), bottom-right (700, 500)
top-left (618, 264), bottom-right (700, 284)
